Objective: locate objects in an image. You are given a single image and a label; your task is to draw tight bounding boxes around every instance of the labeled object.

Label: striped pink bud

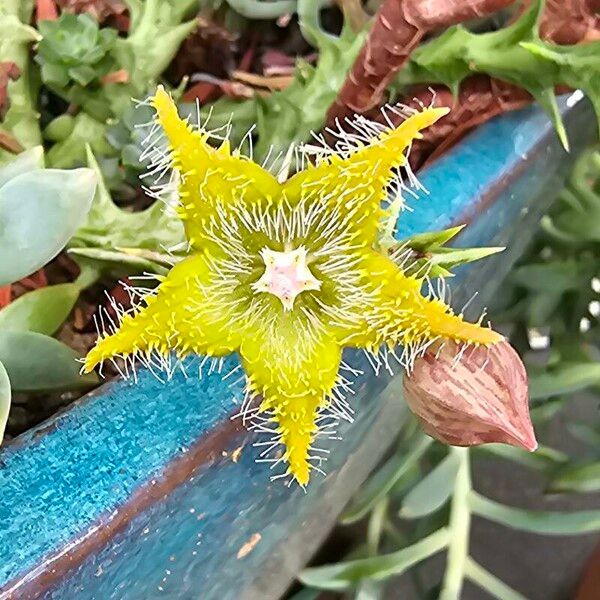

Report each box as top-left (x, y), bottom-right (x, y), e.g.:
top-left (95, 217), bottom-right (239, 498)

top-left (403, 340), bottom-right (537, 452)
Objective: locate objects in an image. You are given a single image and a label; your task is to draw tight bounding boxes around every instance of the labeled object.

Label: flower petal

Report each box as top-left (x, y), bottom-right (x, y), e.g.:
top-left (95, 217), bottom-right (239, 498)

top-left (343, 250), bottom-right (502, 355)
top-left (240, 315), bottom-right (342, 485)
top-left (282, 107), bottom-right (449, 245)
top-left (151, 86), bottom-right (281, 249)
top-left (403, 340), bottom-right (537, 452)
top-left (84, 253), bottom-right (241, 373)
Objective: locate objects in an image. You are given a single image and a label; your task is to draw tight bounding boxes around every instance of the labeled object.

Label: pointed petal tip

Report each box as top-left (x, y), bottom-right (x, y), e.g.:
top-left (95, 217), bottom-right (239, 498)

top-left (433, 106), bottom-right (451, 118)
top-left (509, 426), bottom-right (538, 453)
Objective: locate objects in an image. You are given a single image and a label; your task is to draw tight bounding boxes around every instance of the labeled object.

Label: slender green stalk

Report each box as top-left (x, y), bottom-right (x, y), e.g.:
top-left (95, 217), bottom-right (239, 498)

top-left (367, 497), bottom-right (388, 556)
top-left (439, 447), bottom-right (472, 600)
top-left (464, 556), bottom-right (528, 600)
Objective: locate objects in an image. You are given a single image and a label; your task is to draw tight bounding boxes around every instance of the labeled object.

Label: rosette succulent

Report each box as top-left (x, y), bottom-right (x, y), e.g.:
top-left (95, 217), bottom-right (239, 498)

top-left (36, 12), bottom-right (116, 89)
top-left (84, 87), bottom-right (503, 485)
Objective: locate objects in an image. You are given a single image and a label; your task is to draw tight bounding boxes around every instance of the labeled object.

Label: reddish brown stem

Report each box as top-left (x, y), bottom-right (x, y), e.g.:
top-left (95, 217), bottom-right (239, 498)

top-left (401, 77), bottom-right (532, 169)
top-left (521, 0), bottom-right (600, 44)
top-left (326, 0), bottom-right (516, 127)
top-left (36, 0), bottom-right (59, 22)
top-left (0, 286), bottom-right (11, 309)
top-left (403, 0), bottom-right (600, 169)
top-left (0, 61), bottom-right (21, 121)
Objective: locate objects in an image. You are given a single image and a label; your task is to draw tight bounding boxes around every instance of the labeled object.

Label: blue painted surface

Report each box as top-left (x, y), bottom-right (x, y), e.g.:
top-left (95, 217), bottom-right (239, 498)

top-left (0, 357), bottom-right (245, 587)
top-left (0, 93), bottom-right (593, 600)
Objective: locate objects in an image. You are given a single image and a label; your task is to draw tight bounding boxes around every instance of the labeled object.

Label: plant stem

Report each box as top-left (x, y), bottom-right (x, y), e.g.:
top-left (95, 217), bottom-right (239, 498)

top-left (439, 447), bottom-right (472, 600)
top-left (464, 556), bottom-right (527, 600)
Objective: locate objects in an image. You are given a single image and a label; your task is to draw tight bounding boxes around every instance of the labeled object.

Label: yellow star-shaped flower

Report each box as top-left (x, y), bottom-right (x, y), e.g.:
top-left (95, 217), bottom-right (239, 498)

top-left (84, 87), bottom-right (502, 486)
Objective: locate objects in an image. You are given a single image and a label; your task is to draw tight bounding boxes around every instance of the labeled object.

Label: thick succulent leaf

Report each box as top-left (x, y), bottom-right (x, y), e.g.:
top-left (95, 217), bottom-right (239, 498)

top-left (477, 443), bottom-right (567, 474)
top-left (68, 247), bottom-right (171, 276)
top-left (0, 284), bottom-right (79, 335)
top-left (300, 529), bottom-right (450, 591)
top-left (70, 147), bottom-right (184, 263)
top-left (0, 146), bottom-right (43, 187)
top-left (394, 227), bottom-right (503, 279)
top-left (470, 492), bottom-right (600, 534)
top-left (36, 13), bottom-right (117, 89)
top-left (0, 168), bottom-right (96, 285)
top-left (341, 435), bottom-right (433, 524)
top-left (394, 0), bottom-right (600, 147)
top-left (0, 360), bottom-right (10, 443)
top-left (398, 226), bottom-right (465, 252)
top-left (0, 330), bottom-right (97, 392)
top-left (521, 40), bottom-right (600, 137)
top-left (511, 260), bottom-right (595, 293)
top-left (0, 264), bottom-right (98, 335)
top-left (529, 363), bottom-right (600, 399)
top-left (549, 462), bottom-right (600, 494)
top-left (399, 452), bottom-right (460, 518)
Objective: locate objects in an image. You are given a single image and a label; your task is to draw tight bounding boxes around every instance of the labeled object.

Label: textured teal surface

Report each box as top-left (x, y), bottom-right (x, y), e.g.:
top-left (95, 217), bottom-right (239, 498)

top-left (0, 357), bottom-right (245, 587)
top-left (0, 93), bottom-right (593, 599)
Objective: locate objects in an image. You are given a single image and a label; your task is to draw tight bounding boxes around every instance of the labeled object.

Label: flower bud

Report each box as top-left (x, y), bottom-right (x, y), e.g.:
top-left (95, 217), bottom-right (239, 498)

top-left (403, 339), bottom-right (537, 452)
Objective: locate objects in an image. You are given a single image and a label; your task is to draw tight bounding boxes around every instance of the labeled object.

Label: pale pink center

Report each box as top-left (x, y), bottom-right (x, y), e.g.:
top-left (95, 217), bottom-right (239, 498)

top-left (252, 246), bottom-right (321, 310)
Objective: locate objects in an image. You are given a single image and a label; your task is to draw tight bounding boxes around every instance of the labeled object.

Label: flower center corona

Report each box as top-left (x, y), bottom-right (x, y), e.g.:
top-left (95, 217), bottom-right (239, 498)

top-left (252, 246), bottom-right (321, 310)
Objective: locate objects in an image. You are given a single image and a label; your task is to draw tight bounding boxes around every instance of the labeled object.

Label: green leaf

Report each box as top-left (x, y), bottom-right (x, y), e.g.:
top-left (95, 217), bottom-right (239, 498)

top-left (0, 330), bottom-right (98, 392)
top-left (46, 113), bottom-right (113, 168)
top-left (342, 435), bottom-right (433, 524)
top-left (567, 422), bottom-right (600, 446)
top-left (299, 528), bottom-right (450, 591)
top-left (36, 12), bottom-right (117, 90)
top-left (0, 264), bottom-right (97, 335)
top-left (393, 0), bottom-right (600, 144)
top-left (0, 146), bottom-right (44, 187)
top-left (476, 443), bottom-right (568, 473)
top-left (69, 147), bottom-right (184, 263)
top-left (530, 397), bottom-right (565, 423)
top-left (68, 247), bottom-right (170, 276)
top-left (529, 363), bottom-right (600, 399)
top-left (0, 360), bottom-right (11, 443)
top-left (511, 260), bottom-right (592, 294)
top-left (0, 284), bottom-right (79, 335)
top-left (399, 226), bottom-right (465, 252)
top-left (399, 452), bottom-right (460, 518)
top-left (0, 168), bottom-right (96, 286)
top-left (530, 87), bottom-right (569, 151)
top-left (287, 589), bottom-right (322, 600)
top-left (470, 492), bottom-right (600, 534)
top-left (549, 462), bottom-right (600, 494)
top-left (426, 246), bottom-right (504, 270)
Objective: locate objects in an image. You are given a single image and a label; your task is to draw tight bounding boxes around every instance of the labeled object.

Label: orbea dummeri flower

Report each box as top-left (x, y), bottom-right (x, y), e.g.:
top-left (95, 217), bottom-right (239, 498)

top-left (84, 86), bottom-right (502, 486)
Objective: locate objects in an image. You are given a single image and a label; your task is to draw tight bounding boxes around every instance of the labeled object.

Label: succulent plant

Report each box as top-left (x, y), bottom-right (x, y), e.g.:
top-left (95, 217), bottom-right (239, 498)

top-left (36, 12), bottom-right (117, 89)
top-left (0, 147), bottom-right (99, 442)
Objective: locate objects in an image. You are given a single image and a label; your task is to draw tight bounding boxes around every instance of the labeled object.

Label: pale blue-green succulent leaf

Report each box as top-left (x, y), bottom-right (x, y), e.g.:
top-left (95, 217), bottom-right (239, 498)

top-left (300, 529), bottom-right (450, 591)
top-left (0, 263), bottom-right (98, 335)
top-left (0, 168), bottom-right (96, 285)
top-left (0, 284), bottom-right (79, 335)
top-left (0, 361), bottom-right (10, 443)
top-left (0, 330), bottom-right (98, 392)
top-left (529, 363), bottom-right (600, 399)
top-left (470, 492), bottom-right (600, 534)
top-left (0, 146), bottom-right (44, 188)
top-left (342, 435), bottom-right (433, 524)
top-left (0, 265), bottom-right (100, 335)
top-left (399, 452), bottom-right (460, 518)
top-left (549, 462), bottom-right (600, 494)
